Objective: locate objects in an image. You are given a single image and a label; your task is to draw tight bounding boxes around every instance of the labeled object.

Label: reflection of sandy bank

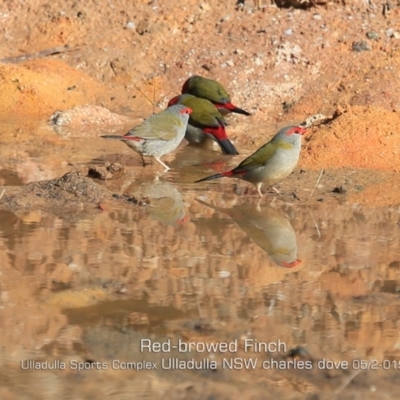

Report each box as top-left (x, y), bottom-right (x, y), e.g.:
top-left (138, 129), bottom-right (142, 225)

top-left (50, 105), bottom-right (138, 138)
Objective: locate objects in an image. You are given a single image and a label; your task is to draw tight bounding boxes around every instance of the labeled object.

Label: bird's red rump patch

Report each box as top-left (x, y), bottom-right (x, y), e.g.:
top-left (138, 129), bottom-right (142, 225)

top-left (180, 107), bottom-right (193, 115)
top-left (285, 126), bottom-right (307, 136)
top-left (122, 135), bottom-right (142, 142)
top-left (222, 170), bottom-right (236, 177)
top-left (167, 95), bottom-right (180, 107)
top-left (203, 126), bottom-right (228, 140)
top-left (215, 102), bottom-right (231, 110)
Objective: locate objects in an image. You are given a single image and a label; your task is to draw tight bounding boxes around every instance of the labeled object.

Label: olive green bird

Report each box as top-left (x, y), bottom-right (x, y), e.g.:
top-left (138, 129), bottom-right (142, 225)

top-left (195, 125), bottom-right (307, 197)
top-left (101, 104), bottom-right (192, 171)
top-left (182, 75), bottom-right (251, 116)
top-left (168, 94), bottom-right (239, 155)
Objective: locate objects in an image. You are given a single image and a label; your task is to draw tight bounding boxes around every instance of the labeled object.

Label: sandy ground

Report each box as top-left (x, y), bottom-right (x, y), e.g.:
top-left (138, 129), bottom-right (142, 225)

top-left (1, 0), bottom-right (400, 175)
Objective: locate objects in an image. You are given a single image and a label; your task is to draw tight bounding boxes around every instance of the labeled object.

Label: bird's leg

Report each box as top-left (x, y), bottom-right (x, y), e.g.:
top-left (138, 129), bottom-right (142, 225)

top-left (154, 157), bottom-right (170, 171)
top-left (256, 182), bottom-right (264, 198)
top-left (153, 174), bottom-right (160, 183)
top-left (271, 186), bottom-right (281, 195)
top-left (140, 153), bottom-right (146, 167)
top-left (254, 0), bottom-right (267, 9)
top-left (117, 170), bottom-right (136, 195)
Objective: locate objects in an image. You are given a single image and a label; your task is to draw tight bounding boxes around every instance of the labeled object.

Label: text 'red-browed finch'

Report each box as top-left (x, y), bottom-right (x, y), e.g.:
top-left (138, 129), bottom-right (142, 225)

top-left (195, 125), bottom-right (307, 197)
top-left (182, 75), bottom-right (251, 116)
top-left (101, 104), bottom-right (192, 171)
top-left (167, 94), bottom-right (239, 155)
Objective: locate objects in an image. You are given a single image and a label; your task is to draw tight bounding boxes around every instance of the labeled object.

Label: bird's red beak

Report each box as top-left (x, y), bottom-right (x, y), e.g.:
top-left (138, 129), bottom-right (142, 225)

top-left (298, 127), bottom-right (307, 135)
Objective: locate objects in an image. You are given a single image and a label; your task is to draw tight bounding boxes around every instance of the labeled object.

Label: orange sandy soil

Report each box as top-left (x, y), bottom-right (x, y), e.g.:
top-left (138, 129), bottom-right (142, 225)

top-left (1, 1), bottom-right (400, 190)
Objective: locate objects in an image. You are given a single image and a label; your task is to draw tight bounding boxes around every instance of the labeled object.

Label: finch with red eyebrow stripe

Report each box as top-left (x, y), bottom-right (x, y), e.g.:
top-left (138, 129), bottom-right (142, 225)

top-left (195, 125), bottom-right (307, 198)
top-left (101, 104), bottom-right (192, 171)
top-left (168, 94), bottom-right (239, 155)
top-left (181, 75), bottom-right (251, 116)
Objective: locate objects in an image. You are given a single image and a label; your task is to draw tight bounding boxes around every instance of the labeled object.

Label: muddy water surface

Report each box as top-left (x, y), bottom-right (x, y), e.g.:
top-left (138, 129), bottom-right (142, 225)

top-left (0, 122), bottom-right (400, 399)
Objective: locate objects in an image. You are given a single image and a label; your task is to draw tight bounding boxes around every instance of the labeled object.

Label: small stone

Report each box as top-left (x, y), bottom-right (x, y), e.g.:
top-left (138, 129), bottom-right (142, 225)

top-left (284, 28), bottom-right (293, 35)
top-left (226, 60), bottom-right (234, 66)
top-left (199, 2), bottom-right (211, 11)
top-left (234, 49), bottom-right (245, 55)
top-left (136, 19), bottom-right (149, 35)
top-left (366, 31), bottom-right (379, 40)
top-left (253, 56), bottom-right (263, 66)
top-left (313, 13), bottom-right (322, 20)
top-left (332, 186), bottom-right (346, 194)
top-left (201, 64), bottom-right (212, 71)
top-left (88, 163), bottom-right (124, 180)
top-left (352, 41), bottom-right (371, 52)
top-left (386, 28), bottom-right (394, 37)
top-left (393, 31), bottom-right (400, 39)
top-left (126, 21), bottom-right (135, 30)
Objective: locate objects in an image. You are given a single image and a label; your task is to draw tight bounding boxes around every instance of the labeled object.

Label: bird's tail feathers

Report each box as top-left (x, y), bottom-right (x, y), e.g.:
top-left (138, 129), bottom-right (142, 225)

top-left (215, 138), bottom-right (239, 155)
top-left (203, 126), bottom-right (239, 155)
top-left (195, 172), bottom-right (225, 183)
top-left (101, 135), bottom-right (124, 140)
top-left (223, 102), bottom-right (251, 116)
top-left (101, 135), bottom-right (141, 142)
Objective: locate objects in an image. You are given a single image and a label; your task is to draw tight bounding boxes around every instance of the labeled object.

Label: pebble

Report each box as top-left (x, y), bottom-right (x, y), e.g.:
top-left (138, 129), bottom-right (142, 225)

top-left (313, 14), bottom-right (322, 20)
top-left (352, 41), bottom-right (371, 52)
top-left (199, 2), bottom-right (211, 11)
top-left (253, 56), bottom-right (263, 66)
top-left (366, 31), bottom-right (379, 40)
top-left (284, 28), bottom-right (293, 36)
top-left (386, 29), bottom-right (400, 39)
top-left (218, 271), bottom-right (231, 278)
top-left (386, 28), bottom-right (394, 37)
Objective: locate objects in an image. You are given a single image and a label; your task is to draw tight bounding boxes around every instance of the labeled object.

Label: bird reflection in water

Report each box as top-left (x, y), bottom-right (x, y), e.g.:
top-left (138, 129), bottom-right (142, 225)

top-left (139, 182), bottom-right (188, 226)
top-left (197, 199), bottom-right (301, 268)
